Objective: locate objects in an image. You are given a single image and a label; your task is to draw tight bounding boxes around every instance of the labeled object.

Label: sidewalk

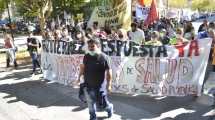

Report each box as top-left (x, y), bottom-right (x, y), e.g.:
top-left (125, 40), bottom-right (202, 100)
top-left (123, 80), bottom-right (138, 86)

top-left (0, 35), bottom-right (42, 64)
top-left (0, 64), bottom-right (215, 120)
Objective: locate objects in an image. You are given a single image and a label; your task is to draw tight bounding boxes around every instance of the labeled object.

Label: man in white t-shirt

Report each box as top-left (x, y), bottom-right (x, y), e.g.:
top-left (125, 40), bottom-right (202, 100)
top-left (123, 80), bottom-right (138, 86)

top-left (128, 22), bottom-right (145, 44)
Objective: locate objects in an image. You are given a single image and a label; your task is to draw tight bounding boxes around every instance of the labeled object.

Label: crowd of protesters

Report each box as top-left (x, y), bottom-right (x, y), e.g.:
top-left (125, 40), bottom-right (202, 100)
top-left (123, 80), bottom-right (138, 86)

top-left (39, 18), bottom-right (215, 120)
top-left (43, 18), bottom-right (214, 45)
top-left (3, 17), bottom-right (215, 72)
top-left (42, 18), bottom-right (215, 70)
top-left (2, 15), bottom-right (215, 120)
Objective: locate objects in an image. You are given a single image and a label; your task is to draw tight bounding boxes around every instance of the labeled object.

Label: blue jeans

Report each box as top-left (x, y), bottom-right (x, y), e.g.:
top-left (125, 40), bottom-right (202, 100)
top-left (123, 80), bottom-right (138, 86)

top-left (84, 87), bottom-right (113, 120)
top-left (30, 52), bottom-right (40, 73)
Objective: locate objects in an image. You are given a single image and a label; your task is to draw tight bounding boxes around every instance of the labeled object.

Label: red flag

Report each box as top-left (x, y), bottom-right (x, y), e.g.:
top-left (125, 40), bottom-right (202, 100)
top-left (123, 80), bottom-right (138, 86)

top-left (139, 0), bottom-right (145, 6)
top-left (144, 0), bottom-right (159, 26)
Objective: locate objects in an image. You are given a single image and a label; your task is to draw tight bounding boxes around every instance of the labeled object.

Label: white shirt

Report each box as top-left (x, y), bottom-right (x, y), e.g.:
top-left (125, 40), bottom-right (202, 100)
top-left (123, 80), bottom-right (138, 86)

top-left (61, 36), bottom-right (73, 41)
top-left (128, 28), bottom-right (145, 44)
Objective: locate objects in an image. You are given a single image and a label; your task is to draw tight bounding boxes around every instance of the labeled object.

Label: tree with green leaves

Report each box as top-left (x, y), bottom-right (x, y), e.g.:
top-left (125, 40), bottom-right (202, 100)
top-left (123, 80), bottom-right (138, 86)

top-left (1, 0), bottom-right (111, 32)
top-left (166, 0), bottom-right (215, 11)
top-left (168, 0), bottom-right (187, 8)
top-left (192, 0), bottom-right (215, 11)
top-left (0, 0), bottom-right (6, 17)
top-left (15, 0), bottom-right (52, 35)
top-left (52, 0), bottom-right (86, 17)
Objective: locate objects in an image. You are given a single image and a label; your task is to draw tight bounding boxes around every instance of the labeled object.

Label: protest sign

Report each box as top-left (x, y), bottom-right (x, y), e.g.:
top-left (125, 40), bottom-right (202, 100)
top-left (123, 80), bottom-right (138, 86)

top-left (87, 0), bottom-right (131, 30)
top-left (135, 5), bottom-right (149, 21)
top-left (41, 38), bottom-right (212, 96)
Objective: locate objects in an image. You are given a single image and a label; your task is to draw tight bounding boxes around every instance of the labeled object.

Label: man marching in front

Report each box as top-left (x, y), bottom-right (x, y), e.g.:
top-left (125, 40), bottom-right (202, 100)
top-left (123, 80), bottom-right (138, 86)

top-left (77, 38), bottom-right (113, 120)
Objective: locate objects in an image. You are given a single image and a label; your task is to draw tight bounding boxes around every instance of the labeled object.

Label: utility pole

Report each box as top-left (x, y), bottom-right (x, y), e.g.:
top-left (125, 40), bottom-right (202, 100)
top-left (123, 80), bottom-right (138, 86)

top-left (5, 0), bottom-right (15, 42)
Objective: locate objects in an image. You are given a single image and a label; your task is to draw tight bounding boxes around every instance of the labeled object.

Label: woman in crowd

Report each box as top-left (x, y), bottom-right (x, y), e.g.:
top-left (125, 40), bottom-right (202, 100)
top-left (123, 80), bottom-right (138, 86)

top-left (175, 28), bottom-right (188, 45)
top-left (53, 29), bottom-right (62, 41)
top-left (74, 30), bottom-right (88, 52)
top-left (106, 27), bottom-right (118, 40)
top-left (116, 28), bottom-right (128, 41)
top-left (4, 34), bottom-right (18, 68)
top-left (183, 21), bottom-right (195, 40)
top-left (44, 30), bottom-right (54, 40)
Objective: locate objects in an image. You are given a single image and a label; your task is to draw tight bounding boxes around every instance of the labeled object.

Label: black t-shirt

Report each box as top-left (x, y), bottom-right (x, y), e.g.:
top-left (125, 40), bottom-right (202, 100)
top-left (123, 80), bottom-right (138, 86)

top-left (83, 53), bottom-right (110, 88)
top-left (198, 24), bottom-right (207, 33)
top-left (160, 36), bottom-right (170, 45)
top-left (27, 37), bottom-right (41, 52)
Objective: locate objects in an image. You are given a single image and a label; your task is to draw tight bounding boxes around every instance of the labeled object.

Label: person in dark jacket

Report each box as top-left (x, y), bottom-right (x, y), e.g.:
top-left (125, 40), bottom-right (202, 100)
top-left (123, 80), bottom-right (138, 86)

top-left (76, 38), bottom-right (113, 120)
top-left (198, 19), bottom-right (208, 33)
top-left (27, 32), bottom-right (41, 75)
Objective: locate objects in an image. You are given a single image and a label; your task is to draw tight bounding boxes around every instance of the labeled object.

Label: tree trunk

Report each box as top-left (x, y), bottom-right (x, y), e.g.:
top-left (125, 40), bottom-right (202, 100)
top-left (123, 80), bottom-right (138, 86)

top-left (38, 0), bottom-right (52, 38)
top-left (39, 9), bottom-right (46, 37)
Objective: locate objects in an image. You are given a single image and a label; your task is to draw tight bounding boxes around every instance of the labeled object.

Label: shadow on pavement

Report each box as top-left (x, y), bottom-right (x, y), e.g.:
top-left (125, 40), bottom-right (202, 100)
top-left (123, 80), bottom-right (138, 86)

top-left (0, 64), bottom-right (215, 120)
top-left (0, 64), bottom-right (31, 72)
top-left (2, 81), bottom-right (214, 120)
top-left (0, 69), bottom-right (33, 81)
top-left (0, 81), bottom-right (214, 120)
top-left (0, 64), bottom-right (39, 81)
top-left (0, 80), bottom-right (87, 110)
top-left (109, 94), bottom-right (215, 120)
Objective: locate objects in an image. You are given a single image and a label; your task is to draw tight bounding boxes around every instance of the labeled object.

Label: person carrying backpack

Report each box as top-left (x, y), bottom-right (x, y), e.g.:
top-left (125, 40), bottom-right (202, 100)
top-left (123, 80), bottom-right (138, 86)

top-left (27, 32), bottom-right (42, 75)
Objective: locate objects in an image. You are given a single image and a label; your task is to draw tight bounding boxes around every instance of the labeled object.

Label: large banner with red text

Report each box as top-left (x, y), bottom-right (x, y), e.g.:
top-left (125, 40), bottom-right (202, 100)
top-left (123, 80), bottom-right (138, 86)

top-left (41, 38), bottom-right (212, 96)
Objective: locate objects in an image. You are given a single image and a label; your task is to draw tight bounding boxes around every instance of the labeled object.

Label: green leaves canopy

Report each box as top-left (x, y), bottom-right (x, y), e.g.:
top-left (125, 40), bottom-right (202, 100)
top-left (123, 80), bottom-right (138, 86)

top-left (192, 0), bottom-right (215, 11)
top-left (0, 0), bottom-right (6, 14)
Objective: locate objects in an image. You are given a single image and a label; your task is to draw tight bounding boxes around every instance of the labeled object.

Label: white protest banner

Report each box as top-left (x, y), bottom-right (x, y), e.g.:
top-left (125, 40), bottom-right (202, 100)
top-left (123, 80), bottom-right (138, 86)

top-left (41, 53), bottom-right (84, 85)
top-left (87, 0), bottom-right (131, 30)
top-left (135, 5), bottom-right (149, 21)
top-left (41, 38), bottom-right (212, 96)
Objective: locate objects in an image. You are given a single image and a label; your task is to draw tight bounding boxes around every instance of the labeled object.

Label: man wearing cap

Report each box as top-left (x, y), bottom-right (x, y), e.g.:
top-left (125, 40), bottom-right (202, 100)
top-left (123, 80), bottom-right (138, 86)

top-left (76, 38), bottom-right (113, 120)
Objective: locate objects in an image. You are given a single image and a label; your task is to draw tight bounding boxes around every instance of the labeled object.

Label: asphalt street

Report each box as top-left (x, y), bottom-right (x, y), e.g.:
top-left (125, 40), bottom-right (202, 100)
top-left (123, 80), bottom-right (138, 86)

top-left (0, 19), bottom-right (215, 120)
top-left (0, 64), bottom-right (215, 120)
